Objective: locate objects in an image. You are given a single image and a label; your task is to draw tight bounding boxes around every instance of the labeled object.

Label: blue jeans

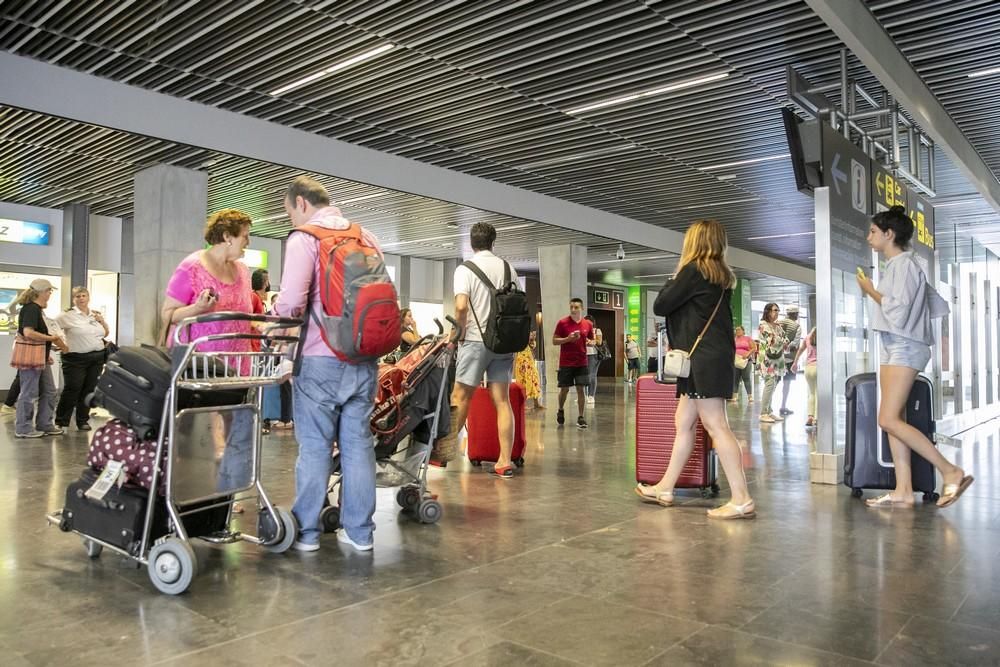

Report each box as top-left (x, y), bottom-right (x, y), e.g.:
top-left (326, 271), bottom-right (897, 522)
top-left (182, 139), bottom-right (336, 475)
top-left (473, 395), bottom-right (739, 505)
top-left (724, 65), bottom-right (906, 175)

top-left (217, 407), bottom-right (254, 492)
top-left (587, 355), bottom-right (600, 398)
top-left (15, 366), bottom-right (57, 435)
top-left (291, 356), bottom-right (377, 546)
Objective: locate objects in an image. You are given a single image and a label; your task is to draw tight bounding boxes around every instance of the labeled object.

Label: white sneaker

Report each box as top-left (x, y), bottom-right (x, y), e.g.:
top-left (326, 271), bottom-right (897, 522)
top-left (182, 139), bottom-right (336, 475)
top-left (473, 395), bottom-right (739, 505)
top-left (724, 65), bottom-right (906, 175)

top-left (292, 540), bottom-right (320, 552)
top-left (336, 529), bottom-right (373, 552)
top-left (14, 430), bottom-right (45, 439)
top-left (586, 396), bottom-right (595, 405)
top-left (0, 404), bottom-right (15, 415)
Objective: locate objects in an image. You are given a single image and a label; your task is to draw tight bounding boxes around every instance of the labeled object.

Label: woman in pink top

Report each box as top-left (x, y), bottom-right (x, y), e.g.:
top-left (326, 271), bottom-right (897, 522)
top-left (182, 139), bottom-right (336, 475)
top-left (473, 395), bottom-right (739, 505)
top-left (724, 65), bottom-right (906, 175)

top-left (791, 328), bottom-right (818, 427)
top-left (732, 326), bottom-right (755, 402)
top-left (162, 209), bottom-right (253, 359)
top-left (161, 209), bottom-right (255, 505)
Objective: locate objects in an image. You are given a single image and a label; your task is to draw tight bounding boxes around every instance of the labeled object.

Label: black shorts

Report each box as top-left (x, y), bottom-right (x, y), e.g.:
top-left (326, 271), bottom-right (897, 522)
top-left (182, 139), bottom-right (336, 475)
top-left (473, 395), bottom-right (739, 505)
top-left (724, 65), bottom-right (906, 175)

top-left (557, 366), bottom-right (590, 388)
top-left (627, 358), bottom-right (640, 370)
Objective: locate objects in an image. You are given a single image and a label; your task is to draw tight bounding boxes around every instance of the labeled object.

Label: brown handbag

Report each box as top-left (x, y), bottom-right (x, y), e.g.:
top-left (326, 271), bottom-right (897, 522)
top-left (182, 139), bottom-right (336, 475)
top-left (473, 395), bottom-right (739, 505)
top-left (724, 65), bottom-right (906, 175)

top-left (10, 334), bottom-right (47, 369)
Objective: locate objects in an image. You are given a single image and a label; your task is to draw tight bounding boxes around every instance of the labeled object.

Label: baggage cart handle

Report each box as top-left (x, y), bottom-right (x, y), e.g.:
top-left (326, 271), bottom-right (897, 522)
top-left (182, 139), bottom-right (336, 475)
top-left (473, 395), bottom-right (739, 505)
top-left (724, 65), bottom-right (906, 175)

top-left (186, 312), bottom-right (303, 328)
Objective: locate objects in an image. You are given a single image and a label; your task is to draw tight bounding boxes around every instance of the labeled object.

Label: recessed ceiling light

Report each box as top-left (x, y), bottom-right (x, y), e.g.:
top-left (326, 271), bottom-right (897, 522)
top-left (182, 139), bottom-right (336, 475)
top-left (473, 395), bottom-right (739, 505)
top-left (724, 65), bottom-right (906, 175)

top-left (745, 231), bottom-right (815, 241)
top-left (567, 72), bottom-right (729, 114)
top-left (717, 174), bottom-right (737, 180)
top-left (589, 253), bottom-right (677, 265)
top-left (967, 66), bottom-right (1000, 78)
top-left (700, 154), bottom-right (791, 171)
top-left (270, 44), bottom-right (395, 96)
top-left (339, 193), bottom-right (383, 204)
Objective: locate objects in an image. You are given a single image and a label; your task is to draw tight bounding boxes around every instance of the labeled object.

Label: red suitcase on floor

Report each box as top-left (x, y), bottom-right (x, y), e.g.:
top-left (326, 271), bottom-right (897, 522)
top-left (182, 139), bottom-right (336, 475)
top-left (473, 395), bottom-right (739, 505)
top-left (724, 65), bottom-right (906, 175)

top-left (635, 374), bottom-right (719, 497)
top-left (467, 382), bottom-right (526, 467)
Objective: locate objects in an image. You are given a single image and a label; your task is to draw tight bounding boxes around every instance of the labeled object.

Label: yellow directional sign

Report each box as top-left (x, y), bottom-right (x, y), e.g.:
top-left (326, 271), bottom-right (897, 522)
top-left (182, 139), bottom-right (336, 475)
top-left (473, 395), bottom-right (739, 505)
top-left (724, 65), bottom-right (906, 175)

top-left (873, 165), bottom-right (905, 210)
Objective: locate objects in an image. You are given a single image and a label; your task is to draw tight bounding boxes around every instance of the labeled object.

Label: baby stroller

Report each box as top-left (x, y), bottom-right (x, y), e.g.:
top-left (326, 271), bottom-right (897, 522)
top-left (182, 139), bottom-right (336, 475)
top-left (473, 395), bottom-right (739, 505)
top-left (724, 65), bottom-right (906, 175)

top-left (320, 316), bottom-right (460, 529)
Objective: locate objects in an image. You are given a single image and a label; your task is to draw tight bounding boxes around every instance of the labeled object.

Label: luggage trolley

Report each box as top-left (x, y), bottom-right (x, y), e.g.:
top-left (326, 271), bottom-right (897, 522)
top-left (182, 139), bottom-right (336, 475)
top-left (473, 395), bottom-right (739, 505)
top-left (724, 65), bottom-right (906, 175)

top-left (47, 312), bottom-right (303, 595)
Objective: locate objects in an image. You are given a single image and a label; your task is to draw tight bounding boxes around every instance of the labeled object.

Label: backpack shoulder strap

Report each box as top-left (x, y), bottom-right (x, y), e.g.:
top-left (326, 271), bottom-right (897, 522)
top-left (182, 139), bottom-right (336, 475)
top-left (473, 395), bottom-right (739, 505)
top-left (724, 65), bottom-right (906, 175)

top-left (462, 260), bottom-right (496, 290)
top-left (294, 223), bottom-right (362, 242)
top-left (502, 260), bottom-right (511, 287)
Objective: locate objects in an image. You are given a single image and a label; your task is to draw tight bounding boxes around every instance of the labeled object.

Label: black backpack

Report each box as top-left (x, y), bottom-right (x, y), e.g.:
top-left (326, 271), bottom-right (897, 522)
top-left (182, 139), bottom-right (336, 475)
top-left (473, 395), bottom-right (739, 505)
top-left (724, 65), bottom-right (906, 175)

top-left (462, 260), bottom-right (531, 354)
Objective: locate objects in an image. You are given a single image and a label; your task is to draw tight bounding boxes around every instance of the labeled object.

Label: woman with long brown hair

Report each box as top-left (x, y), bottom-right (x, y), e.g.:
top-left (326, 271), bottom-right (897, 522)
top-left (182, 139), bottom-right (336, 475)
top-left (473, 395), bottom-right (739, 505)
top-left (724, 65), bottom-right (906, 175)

top-left (635, 220), bottom-right (755, 519)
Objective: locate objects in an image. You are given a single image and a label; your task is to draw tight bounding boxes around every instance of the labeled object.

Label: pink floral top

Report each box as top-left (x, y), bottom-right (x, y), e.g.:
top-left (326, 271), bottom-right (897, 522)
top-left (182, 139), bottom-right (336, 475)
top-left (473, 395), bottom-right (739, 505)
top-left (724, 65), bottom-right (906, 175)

top-left (165, 251), bottom-right (253, 361)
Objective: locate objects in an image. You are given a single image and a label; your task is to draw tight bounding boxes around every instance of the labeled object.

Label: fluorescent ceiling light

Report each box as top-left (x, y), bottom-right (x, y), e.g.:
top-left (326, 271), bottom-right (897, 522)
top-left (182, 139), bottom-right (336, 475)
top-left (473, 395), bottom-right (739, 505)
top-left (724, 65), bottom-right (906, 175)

top-left (253, 213), bottom-right (286, 222)
top-left (339, 193), bottom-right (383, 204)
top-left (700, 154), bottom-right (791, 171)
top-left (520, 144), bottom-right (634, 169)
top-left (567, 72), bottom-right (729, 114)
top-left (270, 44), bottom-right (395, 96)
top-left (967, 66), bottom-right (1000, 78)
top-left (717, 174), bottom-right (737, 180)
top-left (635, 273), bottom-right (672, 279)
top-left (682, 198), bottom-right (758, 209)
top-left (745, 231), bottom-right (815, 241)
top-left (381, 222), bottom-right (534, 248)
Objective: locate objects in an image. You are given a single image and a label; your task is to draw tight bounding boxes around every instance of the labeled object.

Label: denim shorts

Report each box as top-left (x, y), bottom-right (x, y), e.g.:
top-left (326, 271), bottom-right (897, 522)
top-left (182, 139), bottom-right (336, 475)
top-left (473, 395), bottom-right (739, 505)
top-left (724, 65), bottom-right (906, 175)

top-left (455, 340), bottom-right (513, 387)
top-left (879, 332), bottom-right (931, 371)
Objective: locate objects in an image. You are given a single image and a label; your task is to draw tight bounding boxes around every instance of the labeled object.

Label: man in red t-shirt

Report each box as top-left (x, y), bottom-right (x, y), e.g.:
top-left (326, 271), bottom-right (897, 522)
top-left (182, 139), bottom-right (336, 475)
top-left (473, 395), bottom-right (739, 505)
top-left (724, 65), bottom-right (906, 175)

top-left (552, 297), bottom-right (594, 429)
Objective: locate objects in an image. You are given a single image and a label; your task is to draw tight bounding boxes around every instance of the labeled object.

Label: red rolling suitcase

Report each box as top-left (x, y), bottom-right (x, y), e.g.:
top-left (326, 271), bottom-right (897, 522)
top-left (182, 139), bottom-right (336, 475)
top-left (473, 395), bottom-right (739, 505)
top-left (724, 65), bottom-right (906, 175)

top-left (467, 382), bottom-right (527, 467)
top-left (635, 374), bottom-right (719, 497)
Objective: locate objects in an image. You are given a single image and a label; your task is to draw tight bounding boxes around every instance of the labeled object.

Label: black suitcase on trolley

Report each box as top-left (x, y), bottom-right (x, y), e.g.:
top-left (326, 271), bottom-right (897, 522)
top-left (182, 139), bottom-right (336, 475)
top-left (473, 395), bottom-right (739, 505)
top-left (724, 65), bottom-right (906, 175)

top-left (60, 469), bottom-right (231, 556)
top-left (844, 372), bottom-right (938, 502)
top-left (90, 345), bottom-right (245, 440)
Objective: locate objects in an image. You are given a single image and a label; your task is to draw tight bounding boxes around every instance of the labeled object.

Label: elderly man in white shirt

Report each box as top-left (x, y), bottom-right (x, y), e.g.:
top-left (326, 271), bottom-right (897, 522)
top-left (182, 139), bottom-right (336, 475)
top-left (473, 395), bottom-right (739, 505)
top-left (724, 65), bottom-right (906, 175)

top-left (54, 286), bottom-right (109, 431)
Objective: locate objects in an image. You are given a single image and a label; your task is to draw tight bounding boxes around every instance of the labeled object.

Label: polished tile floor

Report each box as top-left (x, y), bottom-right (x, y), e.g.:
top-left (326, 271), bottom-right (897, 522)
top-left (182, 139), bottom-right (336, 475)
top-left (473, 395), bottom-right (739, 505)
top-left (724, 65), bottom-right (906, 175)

top-left (2, 378), bottom-right (999, 666)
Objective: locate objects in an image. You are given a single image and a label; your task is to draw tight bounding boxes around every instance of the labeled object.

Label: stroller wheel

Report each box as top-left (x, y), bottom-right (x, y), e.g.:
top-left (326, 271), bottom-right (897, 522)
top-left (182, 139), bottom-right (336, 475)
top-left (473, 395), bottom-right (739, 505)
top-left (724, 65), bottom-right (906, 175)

top-left (416, 499), bottom-right (443, 524)
top-left (320, 505), bottom-right (341, 533)
top-left (396, 486), bottom-right (421, 511)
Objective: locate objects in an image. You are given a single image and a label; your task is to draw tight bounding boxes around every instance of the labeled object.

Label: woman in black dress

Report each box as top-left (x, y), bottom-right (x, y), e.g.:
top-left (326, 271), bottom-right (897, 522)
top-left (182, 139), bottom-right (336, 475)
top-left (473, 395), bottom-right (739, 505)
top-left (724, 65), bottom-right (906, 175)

top-left (635, 220), bottom-right (755, 519)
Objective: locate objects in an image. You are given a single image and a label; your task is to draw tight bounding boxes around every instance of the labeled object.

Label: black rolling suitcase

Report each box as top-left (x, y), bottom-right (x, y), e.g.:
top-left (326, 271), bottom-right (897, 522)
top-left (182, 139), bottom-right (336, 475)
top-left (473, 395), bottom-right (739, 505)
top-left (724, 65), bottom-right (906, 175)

top-left (844, 372), bottom-right (939, 502)
top-left (60, 469), bottom-right (231, 556)
top-left (90, 345), bottom-right (245, 440)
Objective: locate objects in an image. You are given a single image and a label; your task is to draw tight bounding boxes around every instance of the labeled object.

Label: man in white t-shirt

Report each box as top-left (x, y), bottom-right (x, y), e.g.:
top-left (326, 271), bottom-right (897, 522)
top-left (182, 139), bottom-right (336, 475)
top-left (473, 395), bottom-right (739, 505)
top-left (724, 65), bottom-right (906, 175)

top-left (450, 222), bottom-right (518, 478)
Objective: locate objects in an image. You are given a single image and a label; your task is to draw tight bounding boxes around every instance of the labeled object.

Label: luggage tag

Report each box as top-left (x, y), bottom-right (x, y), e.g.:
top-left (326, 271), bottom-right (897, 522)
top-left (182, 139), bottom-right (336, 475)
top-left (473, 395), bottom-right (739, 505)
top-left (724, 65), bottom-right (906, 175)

top-left (85, 460), bottom-right (126, 501)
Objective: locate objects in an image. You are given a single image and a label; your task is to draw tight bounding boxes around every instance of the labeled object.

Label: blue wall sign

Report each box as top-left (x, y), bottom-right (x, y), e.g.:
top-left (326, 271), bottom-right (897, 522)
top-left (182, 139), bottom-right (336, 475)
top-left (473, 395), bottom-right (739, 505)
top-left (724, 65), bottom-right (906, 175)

top-left (0, 219), bottom-right (51, 245)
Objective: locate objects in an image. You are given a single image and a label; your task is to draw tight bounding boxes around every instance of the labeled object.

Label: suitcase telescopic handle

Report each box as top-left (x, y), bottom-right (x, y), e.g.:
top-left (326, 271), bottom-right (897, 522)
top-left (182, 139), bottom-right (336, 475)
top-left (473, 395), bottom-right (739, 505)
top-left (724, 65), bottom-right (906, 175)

top-left (107, 361), bottom-right (154, 391)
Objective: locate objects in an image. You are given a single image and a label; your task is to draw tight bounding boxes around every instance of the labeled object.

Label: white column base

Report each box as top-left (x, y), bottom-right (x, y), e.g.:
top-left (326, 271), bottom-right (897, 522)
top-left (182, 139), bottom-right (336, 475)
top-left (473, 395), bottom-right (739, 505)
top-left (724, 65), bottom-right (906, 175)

top-left (809, 452), bottom-right (845, 485)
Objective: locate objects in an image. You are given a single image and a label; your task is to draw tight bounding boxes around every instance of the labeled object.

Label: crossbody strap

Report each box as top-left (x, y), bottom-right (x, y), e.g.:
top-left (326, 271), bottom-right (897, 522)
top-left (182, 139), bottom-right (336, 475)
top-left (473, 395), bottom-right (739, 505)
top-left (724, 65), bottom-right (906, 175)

top-left (688, 288), bottom-right (725, 357)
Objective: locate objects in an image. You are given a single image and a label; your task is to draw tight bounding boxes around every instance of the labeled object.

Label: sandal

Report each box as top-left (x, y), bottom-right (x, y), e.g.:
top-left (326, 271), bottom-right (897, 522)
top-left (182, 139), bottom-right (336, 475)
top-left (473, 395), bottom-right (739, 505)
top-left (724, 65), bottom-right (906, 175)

top-left (707, 500), bottom-right (756, 520)
top-left (634, 485), bottom-right (674, 507)
top-left (864, 493), bottom-right (914, 508)
top-left (937, 475), bottom-right (974, 508)
top-left (493, 465), bottom-right (514, 479)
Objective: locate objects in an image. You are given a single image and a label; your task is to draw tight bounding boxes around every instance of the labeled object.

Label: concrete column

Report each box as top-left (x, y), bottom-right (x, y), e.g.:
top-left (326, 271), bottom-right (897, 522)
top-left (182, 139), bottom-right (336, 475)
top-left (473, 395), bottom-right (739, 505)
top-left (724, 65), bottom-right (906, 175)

top-left (118, 216), bottom-right (136, 345)
top-left (60, 202), bottom-right (89, 309)
top-left (398, 256), bottom-right (411, 309)
top-left (538, 244), bottom-right (588, 391)
top-left (133, 165), bottom-right (207, 345)
top-left (441, 258), bottom-right (461, 321)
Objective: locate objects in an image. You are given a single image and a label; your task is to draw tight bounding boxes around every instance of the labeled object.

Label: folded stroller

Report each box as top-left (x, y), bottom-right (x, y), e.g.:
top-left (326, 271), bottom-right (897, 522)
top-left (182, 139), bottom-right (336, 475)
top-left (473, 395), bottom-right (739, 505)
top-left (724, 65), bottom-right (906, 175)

top-left (321, 316), bottom-right (459, 529)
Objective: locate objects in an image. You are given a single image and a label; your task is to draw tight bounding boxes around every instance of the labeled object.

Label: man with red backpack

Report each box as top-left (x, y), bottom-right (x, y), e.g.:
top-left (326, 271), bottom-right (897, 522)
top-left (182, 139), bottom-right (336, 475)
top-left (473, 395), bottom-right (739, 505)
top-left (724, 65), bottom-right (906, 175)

top-left (275, 176), bottom-right (399, 553)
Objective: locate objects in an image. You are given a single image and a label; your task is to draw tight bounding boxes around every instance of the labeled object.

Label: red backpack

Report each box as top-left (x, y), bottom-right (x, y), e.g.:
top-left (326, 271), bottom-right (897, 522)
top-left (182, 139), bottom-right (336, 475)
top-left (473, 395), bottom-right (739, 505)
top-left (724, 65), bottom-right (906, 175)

top-left (295, 223), bottom-right (401, 363)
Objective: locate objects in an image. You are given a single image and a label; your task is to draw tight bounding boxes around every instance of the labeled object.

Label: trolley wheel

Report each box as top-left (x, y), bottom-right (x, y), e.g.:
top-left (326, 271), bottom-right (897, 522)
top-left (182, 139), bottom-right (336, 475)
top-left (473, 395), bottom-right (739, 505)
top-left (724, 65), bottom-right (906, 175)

top-left (851, 488), bottom-right (864, 498)
top-left (396, 486), bottom-right (421, 511)
top-left (58, 517), bottom-right (71, 532)
top-left (416, 499), bottom-right (443, 524)
top-left (147, 538), bottom-right (197, 595)
top-left (711, 484), bottom-right (721, 497)
top-left (923, 492), bottom-right (939, 503)
top-left (470, 460), bottom-right (481, 467)
top-left (82, 538), bottom-right (102, 559)
top-left (700, 488), bottom-right (712, 499)
top-left (263, 507), bottom-right (298, 554)
top-left (320, 505), bottom-right (341, 533)
top-left (513, 457), bottom-right (525, 468)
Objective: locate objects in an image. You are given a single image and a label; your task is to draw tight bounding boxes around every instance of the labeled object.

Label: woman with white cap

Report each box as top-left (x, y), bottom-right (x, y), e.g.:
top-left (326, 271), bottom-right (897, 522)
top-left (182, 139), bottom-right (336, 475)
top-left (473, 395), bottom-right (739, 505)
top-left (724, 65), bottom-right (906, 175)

top-left (12, 278), bottom-right (68, 438)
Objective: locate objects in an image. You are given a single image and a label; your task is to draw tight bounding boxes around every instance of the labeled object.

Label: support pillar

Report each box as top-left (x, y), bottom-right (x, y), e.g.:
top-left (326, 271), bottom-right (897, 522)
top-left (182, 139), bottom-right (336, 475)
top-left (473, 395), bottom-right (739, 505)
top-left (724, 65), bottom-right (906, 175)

top-left (118, 216), bottom-right (135, 346)
top-left (133, 165), bottom-right (207, 345)
top-left (398, 256), bottom-right (412, 309)
top-left (60, 202), bottom-right (89, 308)
top-left (538, 244), bottom-right (588, 392)
top-left (730, 278), bottom-right (752, 332)
top-left (441, 258), bottom-right (461, 321)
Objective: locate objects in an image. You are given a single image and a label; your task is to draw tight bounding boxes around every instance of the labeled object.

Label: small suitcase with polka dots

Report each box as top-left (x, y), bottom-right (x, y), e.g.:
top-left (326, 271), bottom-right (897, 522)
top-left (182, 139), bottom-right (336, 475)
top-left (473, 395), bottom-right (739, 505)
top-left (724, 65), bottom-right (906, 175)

top-left (86, 419), bottom-right (163, 491)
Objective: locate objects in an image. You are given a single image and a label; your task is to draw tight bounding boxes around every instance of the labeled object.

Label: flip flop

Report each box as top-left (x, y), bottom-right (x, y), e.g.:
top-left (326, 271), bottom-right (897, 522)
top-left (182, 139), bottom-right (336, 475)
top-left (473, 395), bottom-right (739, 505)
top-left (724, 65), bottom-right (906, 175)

top-left (865, 493), bottom-right (914, 508)
top-left (937, 475), bottom-right (974, 508)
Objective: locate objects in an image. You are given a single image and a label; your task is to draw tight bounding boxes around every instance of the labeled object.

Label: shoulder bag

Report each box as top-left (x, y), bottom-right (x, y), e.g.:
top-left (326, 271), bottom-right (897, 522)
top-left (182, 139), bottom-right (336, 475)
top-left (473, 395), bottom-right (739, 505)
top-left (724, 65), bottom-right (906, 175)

top-left (11, 334), bottom-right (47, 369)
top-left (662, 289), bottom-right (725, 380)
